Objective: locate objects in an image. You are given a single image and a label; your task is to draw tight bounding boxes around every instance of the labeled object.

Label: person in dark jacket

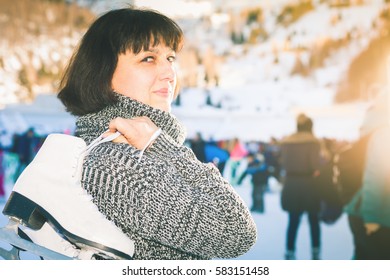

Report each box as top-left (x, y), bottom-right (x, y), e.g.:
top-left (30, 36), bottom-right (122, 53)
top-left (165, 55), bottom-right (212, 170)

top-left (12, 127), bottom-right (37, 182)
top-left (189, 132), bottom-right (207, 163)
top-left (280, 113), bottom-right (321, 260)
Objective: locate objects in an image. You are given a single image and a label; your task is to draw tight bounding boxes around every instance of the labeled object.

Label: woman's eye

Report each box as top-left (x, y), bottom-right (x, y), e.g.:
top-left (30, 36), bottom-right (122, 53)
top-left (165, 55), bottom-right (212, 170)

top-left (167, 56), bottom-right (176, 62)
top-left (142, 56), bottom-right (155, 62)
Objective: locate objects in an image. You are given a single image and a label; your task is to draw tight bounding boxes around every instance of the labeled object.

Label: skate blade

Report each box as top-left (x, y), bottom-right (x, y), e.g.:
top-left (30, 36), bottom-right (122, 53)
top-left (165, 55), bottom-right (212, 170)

top-left (0, 220), bottom-right (73, 260)
top-left (0, 244), bottom-right (20, 260)
top-left (22, 223), bottom-right (122, 260)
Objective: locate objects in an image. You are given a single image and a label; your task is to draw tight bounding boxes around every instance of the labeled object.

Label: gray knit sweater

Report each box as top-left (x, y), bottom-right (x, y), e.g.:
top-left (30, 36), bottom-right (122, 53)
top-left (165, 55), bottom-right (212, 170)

top-left (75, 95), bottom-right (257, 260)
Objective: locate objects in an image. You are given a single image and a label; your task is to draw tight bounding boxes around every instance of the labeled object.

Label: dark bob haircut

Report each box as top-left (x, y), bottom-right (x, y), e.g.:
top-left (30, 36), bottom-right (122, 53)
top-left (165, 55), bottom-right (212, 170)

top-left (58, 7), bottom-right (184, 116)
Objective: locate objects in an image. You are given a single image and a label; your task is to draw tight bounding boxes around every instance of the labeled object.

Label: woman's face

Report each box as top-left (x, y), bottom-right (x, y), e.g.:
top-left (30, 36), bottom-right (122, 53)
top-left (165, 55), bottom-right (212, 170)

top-left (112, 44), bottom-right (177, 112)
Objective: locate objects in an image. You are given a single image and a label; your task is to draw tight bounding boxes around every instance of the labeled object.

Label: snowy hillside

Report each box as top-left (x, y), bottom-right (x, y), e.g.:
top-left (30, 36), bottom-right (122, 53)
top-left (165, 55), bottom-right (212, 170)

top-left (170, 0), bottom-right (387, 141)
top-left (1, 0), bottom-right (389, 141)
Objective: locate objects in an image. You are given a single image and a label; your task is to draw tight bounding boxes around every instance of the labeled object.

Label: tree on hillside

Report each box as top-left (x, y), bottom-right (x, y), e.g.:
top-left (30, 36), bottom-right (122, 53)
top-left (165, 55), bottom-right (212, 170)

top-left (335, 35), bottom-right (390, 102)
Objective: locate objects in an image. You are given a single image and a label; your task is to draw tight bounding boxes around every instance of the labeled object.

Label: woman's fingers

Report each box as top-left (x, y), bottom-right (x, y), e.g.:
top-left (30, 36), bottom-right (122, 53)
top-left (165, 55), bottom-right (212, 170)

top-left (108, 117), bottom-right (133, 134)
top-left (107, 117), bottom-right (159, 149)
top-left (111, 134), bottom-right (130, 144)
top-left (103, 128), bottom-right (129, 144)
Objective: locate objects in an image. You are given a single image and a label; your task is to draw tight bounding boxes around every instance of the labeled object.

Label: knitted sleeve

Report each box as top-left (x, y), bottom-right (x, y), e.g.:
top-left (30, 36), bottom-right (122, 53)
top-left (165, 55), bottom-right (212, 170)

top-left (82, 131), bottom-right (257, 259)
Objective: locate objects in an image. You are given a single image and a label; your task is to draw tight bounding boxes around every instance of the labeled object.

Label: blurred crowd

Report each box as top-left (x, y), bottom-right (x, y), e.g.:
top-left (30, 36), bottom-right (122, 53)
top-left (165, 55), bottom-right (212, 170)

top-left (0, 127), bottom-right (52, 202)
top-left (1, 91), bottom-right (389, 261)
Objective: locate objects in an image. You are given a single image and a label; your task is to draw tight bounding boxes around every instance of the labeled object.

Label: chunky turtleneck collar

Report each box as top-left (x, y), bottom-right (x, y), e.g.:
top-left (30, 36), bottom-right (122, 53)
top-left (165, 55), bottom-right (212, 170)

top-left (75, 94), bottom-right (186, 145)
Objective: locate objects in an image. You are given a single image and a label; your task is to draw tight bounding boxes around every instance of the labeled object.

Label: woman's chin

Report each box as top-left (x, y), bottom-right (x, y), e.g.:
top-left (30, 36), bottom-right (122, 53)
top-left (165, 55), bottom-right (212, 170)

top-left (151, 101), bottom-right (172, 112)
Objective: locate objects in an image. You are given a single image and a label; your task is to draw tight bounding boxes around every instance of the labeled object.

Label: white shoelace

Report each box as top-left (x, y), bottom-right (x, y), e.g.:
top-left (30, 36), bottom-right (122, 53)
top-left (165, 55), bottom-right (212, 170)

top-left (78, 128), bottom-right (161, 168)
top-left (138, 128), bottom-right (162, 163)
top-left (84, 131), bottom-right (122, 154)
top-left (73, 131), bottom-right (121, 179)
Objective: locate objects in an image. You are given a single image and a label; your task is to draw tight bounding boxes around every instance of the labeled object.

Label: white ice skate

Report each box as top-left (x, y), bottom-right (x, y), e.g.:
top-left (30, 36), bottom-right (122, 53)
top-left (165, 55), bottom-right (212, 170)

top-left (0, 132), bottom-right (135, 260)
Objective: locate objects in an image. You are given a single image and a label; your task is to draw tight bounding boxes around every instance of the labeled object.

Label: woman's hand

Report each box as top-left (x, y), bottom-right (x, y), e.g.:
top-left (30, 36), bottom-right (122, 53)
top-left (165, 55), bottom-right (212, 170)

top-left (106, 117), bottom-right (159, 150)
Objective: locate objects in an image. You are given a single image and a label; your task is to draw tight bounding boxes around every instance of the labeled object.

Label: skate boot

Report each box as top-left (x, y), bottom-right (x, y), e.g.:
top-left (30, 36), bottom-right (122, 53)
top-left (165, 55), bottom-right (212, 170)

top-left (2, 133), bottom-right (134, 260)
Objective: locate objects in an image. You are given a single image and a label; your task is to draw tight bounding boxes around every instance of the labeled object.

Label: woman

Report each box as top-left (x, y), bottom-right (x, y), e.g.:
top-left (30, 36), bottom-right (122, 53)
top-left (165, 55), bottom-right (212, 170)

top-left (58, 7), bottom-right (257, 260)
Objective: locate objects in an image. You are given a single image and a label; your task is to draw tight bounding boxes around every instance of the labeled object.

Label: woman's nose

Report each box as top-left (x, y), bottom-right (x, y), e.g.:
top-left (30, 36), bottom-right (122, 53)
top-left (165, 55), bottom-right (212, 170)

top-left (159, 61), bottom-right (175, 81)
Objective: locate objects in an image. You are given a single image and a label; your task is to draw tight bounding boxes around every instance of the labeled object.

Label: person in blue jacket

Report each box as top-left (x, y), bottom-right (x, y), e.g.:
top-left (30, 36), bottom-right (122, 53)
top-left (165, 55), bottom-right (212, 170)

top-left (237, 152), bottom-right (269, 213)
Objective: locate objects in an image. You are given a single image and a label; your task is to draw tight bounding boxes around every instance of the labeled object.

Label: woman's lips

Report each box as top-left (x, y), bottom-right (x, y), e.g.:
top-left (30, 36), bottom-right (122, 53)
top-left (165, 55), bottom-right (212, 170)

top-left (153, 88), bottom-right (170, 97)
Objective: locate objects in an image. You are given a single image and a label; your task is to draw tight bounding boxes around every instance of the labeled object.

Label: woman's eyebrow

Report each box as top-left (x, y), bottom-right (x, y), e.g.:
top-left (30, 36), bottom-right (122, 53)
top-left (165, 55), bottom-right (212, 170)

top-left (144, 47), bottom-right (175, 54)
top-left (143, 48), bottom-right (159, 53)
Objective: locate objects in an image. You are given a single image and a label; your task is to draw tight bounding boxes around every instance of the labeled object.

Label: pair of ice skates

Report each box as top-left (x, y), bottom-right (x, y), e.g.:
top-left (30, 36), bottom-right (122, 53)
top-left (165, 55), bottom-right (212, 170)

top-left (0, 133), bottom-right (134, 260)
